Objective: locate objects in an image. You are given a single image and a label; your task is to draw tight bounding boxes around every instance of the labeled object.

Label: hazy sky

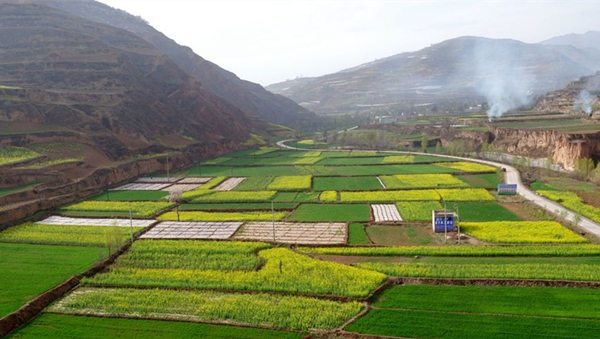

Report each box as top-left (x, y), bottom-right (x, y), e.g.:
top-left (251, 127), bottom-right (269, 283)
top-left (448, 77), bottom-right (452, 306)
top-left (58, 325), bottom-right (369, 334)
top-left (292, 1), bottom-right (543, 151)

top-left (99, 0), bottom-right (600, 86)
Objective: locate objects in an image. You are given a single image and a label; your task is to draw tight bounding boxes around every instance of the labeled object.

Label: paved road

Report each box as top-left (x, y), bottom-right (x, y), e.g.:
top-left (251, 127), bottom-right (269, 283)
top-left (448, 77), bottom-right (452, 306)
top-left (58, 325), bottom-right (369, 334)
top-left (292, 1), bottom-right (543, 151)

top-left (277, 139), bottom-right (600, 238)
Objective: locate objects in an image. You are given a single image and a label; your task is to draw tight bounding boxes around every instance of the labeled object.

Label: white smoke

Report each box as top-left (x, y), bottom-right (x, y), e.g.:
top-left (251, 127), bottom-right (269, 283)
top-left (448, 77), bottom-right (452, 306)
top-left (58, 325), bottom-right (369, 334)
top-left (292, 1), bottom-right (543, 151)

top-left (469, 39), bottom-right (534, 121)
top-left (574, 75), bottom-right (599, 116)
top-left (576, 89), bottom-right (594, 115)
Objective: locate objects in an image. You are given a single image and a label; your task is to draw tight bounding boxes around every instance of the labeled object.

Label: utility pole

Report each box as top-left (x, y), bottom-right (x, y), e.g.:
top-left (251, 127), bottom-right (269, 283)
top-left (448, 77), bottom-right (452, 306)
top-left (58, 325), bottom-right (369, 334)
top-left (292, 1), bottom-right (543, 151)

top-left (166, 155), bottom-right (170, 182)
top-left (455, 202), bottom-right (460, 244)
top-left (272, 201), bottom-right (276, 243)
top-left (129, 202), bottom-right (134, 241)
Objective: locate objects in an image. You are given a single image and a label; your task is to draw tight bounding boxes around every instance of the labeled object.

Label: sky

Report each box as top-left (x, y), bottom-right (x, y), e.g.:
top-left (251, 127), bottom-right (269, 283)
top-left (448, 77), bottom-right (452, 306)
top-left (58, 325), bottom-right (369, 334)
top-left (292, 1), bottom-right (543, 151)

top-left (99, 0), bottom-right (600, 86)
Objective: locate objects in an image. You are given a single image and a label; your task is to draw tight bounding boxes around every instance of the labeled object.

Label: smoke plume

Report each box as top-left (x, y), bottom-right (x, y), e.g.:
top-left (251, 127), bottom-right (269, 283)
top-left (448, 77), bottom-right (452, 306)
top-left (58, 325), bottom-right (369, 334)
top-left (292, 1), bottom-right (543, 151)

top-left (574, 74), bottom-right (599, 115)
top-left (469, 39), bottom-right (534, 121)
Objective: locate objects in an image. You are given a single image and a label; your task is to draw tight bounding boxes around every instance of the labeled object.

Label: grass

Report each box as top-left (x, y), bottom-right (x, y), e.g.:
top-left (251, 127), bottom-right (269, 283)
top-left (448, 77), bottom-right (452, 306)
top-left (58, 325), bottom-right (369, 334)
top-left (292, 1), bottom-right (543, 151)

top-left (158, 211), bottom-right (287, 222)
top-left (348, 223), bottom-right (371, 245)
top-left (179, 203), bottom-right (296, 211)
top-left (457, 173), bottom-right (500, 189)
top-left (50, 288), bottom-right (361, 331)
top-left (8, 313), bottom-right (305, 339)
top-left (288, 204), bottom-right (371, 222)
top-left (0, 181), bottom-right (42, 198)
top-left (366, 226), bottom-right (441, 246)
top-left (313, 176), bottom-right (383, 191)
top-left (0, 243), bottom-right (101, 317)
top-left (345, 308), bottom-right (600, 339)
top-left (461, 221), bottom-right (587, 244)
top-left (86, 246), bottom-right (386, 298)
top-left (452, 202), bottom-right (521, 222)
top-left (0, 224), bottom-right (143, 247)
top-left (374, 284), bottom-right (600, 319)
top-left (88, 190), bottom-right (169, 201)
top-left (233, 177), bottom-right (274, 190)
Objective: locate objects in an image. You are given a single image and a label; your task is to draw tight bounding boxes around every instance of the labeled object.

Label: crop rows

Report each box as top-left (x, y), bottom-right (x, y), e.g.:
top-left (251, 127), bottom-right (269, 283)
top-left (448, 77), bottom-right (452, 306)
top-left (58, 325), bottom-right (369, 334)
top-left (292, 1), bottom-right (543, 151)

top-left (51, 287), bottom-right (362, 331)
top-left (214, 177), bottom-right (246, 191)
top-left (371, 204), bottom-right (403, 222)
top-left (157, 211), bottom-right (287, 222)
top-left (301, 244), bottom-right (600, 256)
top-left (0, 223), bottom-right (143, 247)
top-left (539, 190), bottom-right (600, 223)
top-left (380, 174), bottom-right (468, 189)
top-left (382, 155), bottom-right (415, 164)
top-left (0, 146), bottom-right (39, 166)
top-left (461, 221), bottom-right (587, 244)
top-left (435, 161), bottom-right (497, 173)
top-left (396, 201), bottom-right (443, 221)
top-left (358, 262), bottom-right (600, 281)
top-left (267, 175), bottom-right (312, 191)
top-left (187, 191), bottom-right (278, 202)
top-left (59, 201), bottom-right (174, 218)
top-left (86, 246), bottom-right (386, 298)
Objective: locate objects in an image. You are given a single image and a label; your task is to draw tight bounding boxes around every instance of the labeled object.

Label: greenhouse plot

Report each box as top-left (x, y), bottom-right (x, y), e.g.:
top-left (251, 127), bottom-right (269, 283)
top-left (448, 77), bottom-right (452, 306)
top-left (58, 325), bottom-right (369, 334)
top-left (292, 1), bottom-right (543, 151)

top-left (136, 177), bottom-right (182, 183)
top-left (110, 183), bottom-right (172, 191)
top-left (141, 221), bottom-right (243, 239)
top-left (235, 222), bottom-right (347, 244)
top-left (162, 183), bottom-right (203, 193)
top-left (36, 216), bottom-right (156, 227)
top-left (372, 204), bottom-right (403, 222)
top-left (214, 177), bottom-right (246, 191)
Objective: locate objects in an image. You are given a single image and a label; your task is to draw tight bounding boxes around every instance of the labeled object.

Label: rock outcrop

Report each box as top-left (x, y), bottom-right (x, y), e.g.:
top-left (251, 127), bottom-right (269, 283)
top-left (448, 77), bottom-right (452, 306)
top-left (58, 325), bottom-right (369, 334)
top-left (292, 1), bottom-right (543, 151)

top-left (535, 72), bottom-right (600, 118)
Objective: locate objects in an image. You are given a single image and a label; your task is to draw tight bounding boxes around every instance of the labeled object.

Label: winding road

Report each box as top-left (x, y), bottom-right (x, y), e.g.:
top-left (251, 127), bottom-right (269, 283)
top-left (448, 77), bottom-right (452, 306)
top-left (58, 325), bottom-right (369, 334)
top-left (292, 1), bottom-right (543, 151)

top-left (277, 139), bottom-right (600, 238)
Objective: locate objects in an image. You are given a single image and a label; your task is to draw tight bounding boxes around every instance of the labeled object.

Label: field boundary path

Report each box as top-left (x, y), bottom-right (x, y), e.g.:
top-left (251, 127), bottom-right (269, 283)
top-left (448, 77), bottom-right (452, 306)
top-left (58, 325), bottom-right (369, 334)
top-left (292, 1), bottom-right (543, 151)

top-left (276, 139), bottom-right (600, 238)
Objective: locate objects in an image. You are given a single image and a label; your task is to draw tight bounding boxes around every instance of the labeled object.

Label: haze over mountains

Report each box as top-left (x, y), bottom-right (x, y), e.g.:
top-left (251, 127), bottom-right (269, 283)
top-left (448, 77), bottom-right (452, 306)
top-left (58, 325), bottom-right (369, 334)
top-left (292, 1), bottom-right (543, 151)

top-left (268, 34), bottom-right (600, 117)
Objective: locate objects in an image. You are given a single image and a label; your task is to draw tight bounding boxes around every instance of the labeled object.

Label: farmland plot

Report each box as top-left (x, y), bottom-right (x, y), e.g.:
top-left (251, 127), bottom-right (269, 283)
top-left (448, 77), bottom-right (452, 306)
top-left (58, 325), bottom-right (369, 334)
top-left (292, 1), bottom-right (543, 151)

top-left (141, 221), bottom-right (243, 240)
top-left (136, 177), bottom-right (182, 183)
top-left (371, 204), bottom-right (403, 222)
top-left (162, 183), bottom-right (202, 193)
top-left (0, 224), bottom-right (143, 247)
top-left (380, 174), bottom-right (468, 189)
top-left (214, 177), bottom-right (246, 191)
top-left (158, 211), bottom-right (287, 222)
top-left (289, 204), bottom-right (371, 222)
top-left (50, 288), bottom-right (362, 331)
top-left (110, 183), bottom-right (172, 191)
top-left (36, 216), bottom-right (156, 227)
top-left (461, 221), bottom-right (587, 244)
top-left (235, 222), bottom-right (347, 244)
top-left (178, 177), bottom-right (212, 184)
top-left (313, 176), bottom-right (383, 191)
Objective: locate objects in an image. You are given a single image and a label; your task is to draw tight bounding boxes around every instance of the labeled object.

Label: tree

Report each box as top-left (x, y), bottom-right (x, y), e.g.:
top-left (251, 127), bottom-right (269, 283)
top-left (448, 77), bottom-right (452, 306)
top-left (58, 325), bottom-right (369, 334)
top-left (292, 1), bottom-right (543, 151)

top-left (435, 141), bottom-right (442, 154)
top-left (420, 134), bottom-right (429, 153)
top-left (576, 158), bottom-right (595, 180)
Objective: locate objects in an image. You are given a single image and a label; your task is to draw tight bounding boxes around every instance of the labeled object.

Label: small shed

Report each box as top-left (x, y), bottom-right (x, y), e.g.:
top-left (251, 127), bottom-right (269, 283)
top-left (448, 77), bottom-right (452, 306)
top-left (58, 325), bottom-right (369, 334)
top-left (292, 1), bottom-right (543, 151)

top-left (432, 210), bottom-right (455, 233)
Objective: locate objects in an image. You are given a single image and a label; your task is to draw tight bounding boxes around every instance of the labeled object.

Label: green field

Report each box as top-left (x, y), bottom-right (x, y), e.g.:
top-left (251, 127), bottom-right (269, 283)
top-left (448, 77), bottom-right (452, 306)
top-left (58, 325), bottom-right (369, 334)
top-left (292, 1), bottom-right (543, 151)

top-left (0, 181), bottom-right (43, 198)
top-left (374, 284), bottom-right (600, 319)
top-left (8, 314), bottom-right (305, 339)
top-left (88, 190), bottom-right (169, 201)
top-left (233, 176), bottom-right (274, 190)
top-left (345, 308), bottom-right (600, 339)
top-left (457, 173), bottom-right (500, 189)
top-left (288, 204), bottom-right (371, 222)
top-left (317, 157), bottom-right (385, 165)
top-left (0, 243), bottom-right (100, 317)
top-left (348, 223), bottom-right (371, 245)
top-left (313, 176), bottom-right (383, 191)
top-left (452, 202), bottom-right (521, 221)
top-left (366, 226), bottom-right (441, 246)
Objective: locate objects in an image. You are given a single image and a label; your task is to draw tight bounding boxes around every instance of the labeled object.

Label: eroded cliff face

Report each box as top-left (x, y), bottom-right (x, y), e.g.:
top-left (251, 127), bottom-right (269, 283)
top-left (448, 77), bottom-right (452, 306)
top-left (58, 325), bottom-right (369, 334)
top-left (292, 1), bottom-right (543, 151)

top-left (488, 127), bottom-right (600, 170)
